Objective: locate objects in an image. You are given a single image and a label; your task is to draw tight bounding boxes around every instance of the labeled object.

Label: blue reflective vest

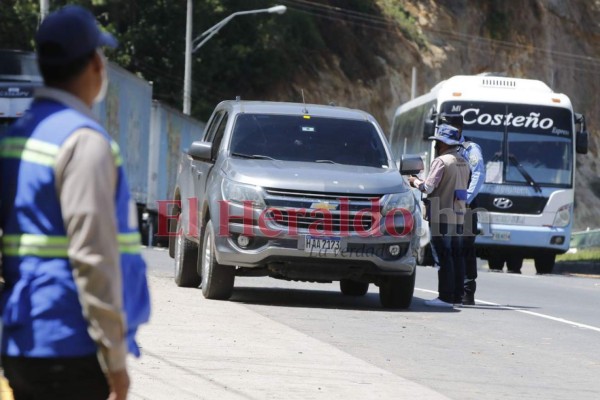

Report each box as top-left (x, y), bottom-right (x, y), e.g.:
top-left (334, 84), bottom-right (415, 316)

top-left (0, 98), bottom-right (150, 358)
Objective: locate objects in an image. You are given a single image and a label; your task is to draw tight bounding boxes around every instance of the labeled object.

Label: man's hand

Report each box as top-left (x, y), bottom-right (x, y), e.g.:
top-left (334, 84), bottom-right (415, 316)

top-left (107, 368), bottom-right (130, 400)
top-left (408, 176), bottom-right (418, 188)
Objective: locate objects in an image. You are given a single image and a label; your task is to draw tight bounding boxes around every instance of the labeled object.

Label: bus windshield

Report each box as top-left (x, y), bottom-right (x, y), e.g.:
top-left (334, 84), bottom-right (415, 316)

top-left (0, 51), bottom-right (42, 83)
top-left (442, 102), bottom-right (573, 188)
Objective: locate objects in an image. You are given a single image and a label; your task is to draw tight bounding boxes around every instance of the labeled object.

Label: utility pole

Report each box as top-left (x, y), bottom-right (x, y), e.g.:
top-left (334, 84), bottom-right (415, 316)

top-left (182, 5), bottom-right (286, 115)
top-left (183, 0), bottom-right (193, 115)
top-left (411, 66), bottom-right (417, 100)
top-left (40, 0), bottom-right (50, 22)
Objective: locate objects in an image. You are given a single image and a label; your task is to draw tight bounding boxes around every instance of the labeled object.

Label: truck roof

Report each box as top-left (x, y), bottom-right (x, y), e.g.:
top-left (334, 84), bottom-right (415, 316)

top-left (217, 100), bottom-right (374, 121)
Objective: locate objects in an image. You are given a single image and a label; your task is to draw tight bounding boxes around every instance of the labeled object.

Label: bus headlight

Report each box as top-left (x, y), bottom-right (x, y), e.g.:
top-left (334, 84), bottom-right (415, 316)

top-left (381, 192), bottom-right (415, 215)
top-left (553, 204), bottom-right (572, 227)
top-left (222, 179), bottom-right (265, 207)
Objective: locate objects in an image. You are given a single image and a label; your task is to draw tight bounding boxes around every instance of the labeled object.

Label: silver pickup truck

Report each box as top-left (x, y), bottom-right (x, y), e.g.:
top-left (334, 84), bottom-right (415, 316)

top-left (169, 100), bottom-right (424, 308)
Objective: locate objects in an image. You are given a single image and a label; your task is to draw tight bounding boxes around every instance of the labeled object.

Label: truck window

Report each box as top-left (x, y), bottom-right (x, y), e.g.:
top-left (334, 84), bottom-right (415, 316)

top-left (230, 114), bottom-right (390, 168)
top-left (203, 110), bottom-right (225, 142)
top-left (211, 112), bottom-right (228, 160)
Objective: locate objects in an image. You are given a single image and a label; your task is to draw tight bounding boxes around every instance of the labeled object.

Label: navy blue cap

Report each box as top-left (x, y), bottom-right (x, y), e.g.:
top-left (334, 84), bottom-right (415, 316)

top-left (35, 5), bottom-right (117, 66)
top-left (439, 113), bottom-right (463, 130)
top-left (428, 124), bottom-right (461, 146)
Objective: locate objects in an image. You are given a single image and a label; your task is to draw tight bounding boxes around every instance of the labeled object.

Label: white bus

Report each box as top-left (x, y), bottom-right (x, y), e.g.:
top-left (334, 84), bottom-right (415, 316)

top-left (390, 74), bottom-right (588, 274)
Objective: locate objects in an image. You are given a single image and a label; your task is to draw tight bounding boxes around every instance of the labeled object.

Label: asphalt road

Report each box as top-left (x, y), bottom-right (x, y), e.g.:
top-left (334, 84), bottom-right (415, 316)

top-left (131, 247), bottom-right (600, 400)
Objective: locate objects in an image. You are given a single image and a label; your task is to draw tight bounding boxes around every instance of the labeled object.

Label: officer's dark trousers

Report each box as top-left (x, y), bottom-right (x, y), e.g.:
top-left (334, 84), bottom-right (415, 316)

top-left (2, 355), bottom-right (109, 400)
top-left (463, 208), bottom-right (478, 297)
top-left (430, 222), bottom-right (465, 303)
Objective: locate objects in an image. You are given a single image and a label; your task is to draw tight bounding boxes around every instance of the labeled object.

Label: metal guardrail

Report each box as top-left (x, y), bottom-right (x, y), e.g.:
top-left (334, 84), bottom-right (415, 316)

top-left (570, 229), bottom-right (600, 249)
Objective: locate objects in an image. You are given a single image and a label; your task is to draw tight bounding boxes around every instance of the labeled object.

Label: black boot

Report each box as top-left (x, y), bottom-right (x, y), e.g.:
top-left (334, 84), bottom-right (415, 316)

top-left (462, 293), bottom-right (475, 306)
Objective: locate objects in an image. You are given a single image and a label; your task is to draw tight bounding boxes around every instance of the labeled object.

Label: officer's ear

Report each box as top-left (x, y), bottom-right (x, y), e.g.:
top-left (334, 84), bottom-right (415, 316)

top-left (90, 51), bottom-right (104, 76)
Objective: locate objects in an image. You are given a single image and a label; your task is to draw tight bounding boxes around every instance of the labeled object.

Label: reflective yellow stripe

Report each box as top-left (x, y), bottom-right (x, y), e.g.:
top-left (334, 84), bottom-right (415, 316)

top-left (110, 141), bottom-right (123, 167)
top-left (0, 138), bottom-right (60, 166)
top-left (1, 234), bottom-right (69, 257)
top-left (1, 233), bottom-right (141, 257)
top-left (118, 232), bottom-right (141, 254)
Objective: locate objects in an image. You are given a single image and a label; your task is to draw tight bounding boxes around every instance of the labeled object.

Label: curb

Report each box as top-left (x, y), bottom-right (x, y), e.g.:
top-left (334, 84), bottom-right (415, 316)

top-left (554, 261), bottom-right (600, 276)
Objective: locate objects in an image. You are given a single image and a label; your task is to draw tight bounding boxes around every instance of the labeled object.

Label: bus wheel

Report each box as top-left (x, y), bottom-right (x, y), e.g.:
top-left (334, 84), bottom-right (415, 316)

top-left (534, 253), bottom-right (555, 274)
top-left (506, 255), bottom-right (523, 274)
top-left (488, 255), bottom-right (505, 271)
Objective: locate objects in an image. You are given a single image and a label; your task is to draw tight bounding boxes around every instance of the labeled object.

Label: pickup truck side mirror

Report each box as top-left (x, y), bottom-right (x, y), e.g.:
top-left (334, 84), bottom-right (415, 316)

top-left (188, 141), bottom-right (213, 161)
top-left (399, 154), bottom-right (424, 175)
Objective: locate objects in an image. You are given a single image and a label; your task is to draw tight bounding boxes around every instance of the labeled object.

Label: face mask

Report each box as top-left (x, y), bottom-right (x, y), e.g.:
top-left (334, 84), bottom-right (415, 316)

top-left (93, 51), bottom-right (109, 104)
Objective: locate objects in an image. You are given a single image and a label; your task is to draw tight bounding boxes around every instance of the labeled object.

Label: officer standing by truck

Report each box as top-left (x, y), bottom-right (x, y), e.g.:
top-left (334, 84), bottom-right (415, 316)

top-left (409, 124), bottom-right (470, 307)
top-left (0, 6), bottom-right (150, 400)
top-left (440, 114), bottom-right (485, 305)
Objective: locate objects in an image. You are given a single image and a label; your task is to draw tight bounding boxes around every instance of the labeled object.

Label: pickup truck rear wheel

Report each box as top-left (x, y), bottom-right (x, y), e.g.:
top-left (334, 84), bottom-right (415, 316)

top-left (174, 218), bottom-right (200, 288)
top-left (379, 269), bottom-right (415, 309)
top-left (201, 220), bottom-right (235, 300)
top-left (340, 279), bottom-right (369, 296)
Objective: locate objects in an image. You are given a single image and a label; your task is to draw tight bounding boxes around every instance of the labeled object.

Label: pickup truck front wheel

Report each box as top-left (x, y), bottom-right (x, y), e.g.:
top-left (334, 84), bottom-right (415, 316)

top-left (174, 218), bottom-right (200, 288)
top-left (378, 269), bottom-right (416, 309)
top-left (201, 220), bottom-right (235, 300)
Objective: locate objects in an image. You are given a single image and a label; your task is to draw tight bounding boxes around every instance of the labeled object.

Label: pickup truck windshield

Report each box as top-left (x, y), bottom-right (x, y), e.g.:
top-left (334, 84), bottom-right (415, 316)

top-left (230, 114), bottom-right (389, 168)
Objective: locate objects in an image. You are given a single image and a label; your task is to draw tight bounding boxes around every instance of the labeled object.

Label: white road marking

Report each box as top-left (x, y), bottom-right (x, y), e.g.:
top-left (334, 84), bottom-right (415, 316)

top-left (415, 287), bottom-right (600, 333)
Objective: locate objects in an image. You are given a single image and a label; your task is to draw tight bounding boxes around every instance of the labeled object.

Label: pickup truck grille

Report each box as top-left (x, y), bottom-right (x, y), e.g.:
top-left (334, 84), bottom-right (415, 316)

top-left (264, 188), bottom-right (380, 202)
top-left (263, 189), bottom-right (382, 234)
top-left (268, 209), bottom-right (374, 233)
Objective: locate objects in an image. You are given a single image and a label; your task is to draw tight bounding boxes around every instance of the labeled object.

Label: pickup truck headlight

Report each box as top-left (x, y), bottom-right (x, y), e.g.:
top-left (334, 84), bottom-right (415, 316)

top-left (553, 203), bottom-right (572, 227)
top-left (222, 180), bottom-right (266, 207)
top-left (381, 191), bottom-right (415, 215)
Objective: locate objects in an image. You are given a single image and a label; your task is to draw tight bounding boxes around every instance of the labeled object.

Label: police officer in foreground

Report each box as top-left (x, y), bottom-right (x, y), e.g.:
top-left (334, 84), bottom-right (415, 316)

top-left (409, 124), bottom-right (470, 307)
top-left (0, 6), bottom-right (150, 399)
top-left (440, 114), bottom-right (485, 305)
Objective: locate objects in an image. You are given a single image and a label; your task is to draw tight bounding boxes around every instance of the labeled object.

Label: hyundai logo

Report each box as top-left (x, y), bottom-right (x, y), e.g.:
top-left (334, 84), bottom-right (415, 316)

top-left (493, 197), bottom-right (513, 209)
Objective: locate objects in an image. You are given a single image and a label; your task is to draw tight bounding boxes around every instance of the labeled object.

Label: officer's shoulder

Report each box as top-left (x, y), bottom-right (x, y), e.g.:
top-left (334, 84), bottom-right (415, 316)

top-left (465, 141), bottom-right (482, 150)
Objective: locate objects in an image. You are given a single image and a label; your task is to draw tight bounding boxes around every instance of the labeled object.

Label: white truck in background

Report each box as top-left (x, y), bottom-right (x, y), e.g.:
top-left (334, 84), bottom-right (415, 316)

top-left (146, 100), bottom-right (205, 245)
top-left (95, 64), bottom-right (206, 246)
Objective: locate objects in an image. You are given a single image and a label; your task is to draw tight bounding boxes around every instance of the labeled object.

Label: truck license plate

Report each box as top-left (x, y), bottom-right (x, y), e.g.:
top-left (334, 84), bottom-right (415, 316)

top-left (304, 236), bottom-right (341, 254)
top-left (492, 231), bottom-right (511, 241)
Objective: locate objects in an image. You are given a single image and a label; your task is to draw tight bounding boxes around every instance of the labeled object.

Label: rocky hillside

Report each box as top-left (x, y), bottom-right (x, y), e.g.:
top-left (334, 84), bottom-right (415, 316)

top-left (265, 0), bottom-right (600, 230)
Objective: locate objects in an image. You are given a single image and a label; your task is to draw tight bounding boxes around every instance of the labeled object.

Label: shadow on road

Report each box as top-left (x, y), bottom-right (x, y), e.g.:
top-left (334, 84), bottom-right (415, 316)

top-left (230, 286), bottom-right (460, 313)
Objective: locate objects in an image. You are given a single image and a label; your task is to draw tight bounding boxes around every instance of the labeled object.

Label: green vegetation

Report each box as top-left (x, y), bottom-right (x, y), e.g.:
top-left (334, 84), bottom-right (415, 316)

top-left (1, 0), bottom-right (403, 122)
top-left (376, 0), bottom-right (426, 48)
top-left (557, 248), bottom-right (600, 262)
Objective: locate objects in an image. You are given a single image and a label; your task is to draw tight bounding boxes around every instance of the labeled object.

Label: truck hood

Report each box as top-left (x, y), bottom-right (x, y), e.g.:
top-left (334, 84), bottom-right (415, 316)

top-left (221, 159), bottom-right (408, 194)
